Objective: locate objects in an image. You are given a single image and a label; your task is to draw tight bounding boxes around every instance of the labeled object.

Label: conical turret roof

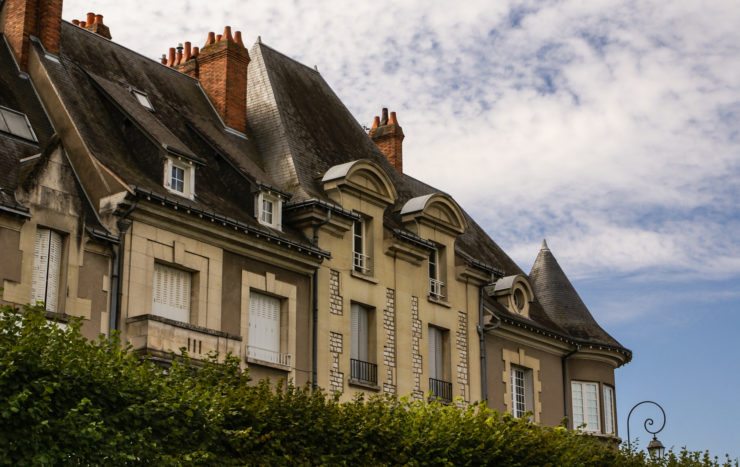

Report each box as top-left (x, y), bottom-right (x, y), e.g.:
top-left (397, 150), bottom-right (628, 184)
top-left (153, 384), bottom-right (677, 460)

top-left (529, 240), bottom-right (624, 348)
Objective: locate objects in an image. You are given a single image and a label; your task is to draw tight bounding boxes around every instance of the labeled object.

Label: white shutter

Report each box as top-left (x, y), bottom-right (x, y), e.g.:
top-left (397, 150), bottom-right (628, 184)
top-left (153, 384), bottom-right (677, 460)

top-left (351, 304), bottom-right (368, 361)
top-left (45, 231), bottom-right (62, 313)
top-left (248, 292), bottom-right (281, 360)
top-left (428, 326), bottom-right (443, 379)
top-left (31, 229), bottom-right (50, 307)
top-left (152, 263), bottom-right (191, 322)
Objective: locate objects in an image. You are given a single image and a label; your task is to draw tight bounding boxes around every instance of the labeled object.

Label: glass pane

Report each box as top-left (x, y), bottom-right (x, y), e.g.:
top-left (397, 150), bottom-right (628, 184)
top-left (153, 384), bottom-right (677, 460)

top-left (171, 166), bottom-right (184, 192)
top-left (2, 109), bottom-right (35, 141)
top-left (134, 91), bottom-right (153, 109)
top-left (0, 111), bottom-right (8, 133)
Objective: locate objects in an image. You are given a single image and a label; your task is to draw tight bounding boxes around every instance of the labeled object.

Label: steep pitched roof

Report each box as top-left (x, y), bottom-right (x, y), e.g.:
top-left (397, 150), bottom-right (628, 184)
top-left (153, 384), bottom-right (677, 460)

top-left (529, 240), bottom-right (625, 349)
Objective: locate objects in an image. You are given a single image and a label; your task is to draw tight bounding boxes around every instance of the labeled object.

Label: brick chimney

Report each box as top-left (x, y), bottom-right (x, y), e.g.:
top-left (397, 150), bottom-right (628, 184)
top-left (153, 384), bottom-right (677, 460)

top-left (170, 26), bottom-right (250, 133)
top-left (1, 0), bottom-right (63, 70)
top-left (79, 12), bottom-right (111, 39)
top-left (369, 108), bottom-right (405, 174)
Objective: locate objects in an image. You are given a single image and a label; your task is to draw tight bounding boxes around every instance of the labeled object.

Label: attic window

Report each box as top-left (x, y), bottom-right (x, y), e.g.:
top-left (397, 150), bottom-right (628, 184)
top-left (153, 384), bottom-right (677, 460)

top-left (0, 106), bottom-right (37, 142)
top-left (164, 157), bottom-right (195, 199)
top-left (256, 191), bottom-right (282, 230)
top-left (132, 89), bottom-right (154, 111)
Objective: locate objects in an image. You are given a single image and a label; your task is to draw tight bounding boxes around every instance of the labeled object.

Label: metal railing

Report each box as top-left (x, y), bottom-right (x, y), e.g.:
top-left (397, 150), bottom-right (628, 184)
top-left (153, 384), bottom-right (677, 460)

top-left (247, 345), bottom-right (292, 367)
top-left (429, 278), bottom-right (446, 299)
top-left (429, 377), bottom-right (452, 402)
top-left (350, 358), bottom-right (378, 385)
top-left (353, 252), bottom-right (371, 274)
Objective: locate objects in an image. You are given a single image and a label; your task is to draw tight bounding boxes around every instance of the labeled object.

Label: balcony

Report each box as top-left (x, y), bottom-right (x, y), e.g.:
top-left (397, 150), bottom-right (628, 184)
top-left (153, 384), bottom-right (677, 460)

top-left (246, 345), bottom-right (292, 368)
top-left (353, 251), bottom-right (371, 274)
top-left (350, 358), bottom-right (378, 386)
top-left (126, 314), bottom-right (242, 364)
top-left (429, 278), bottom-right (446, 299)
top-left (429, 377), bottom-right (452, 403)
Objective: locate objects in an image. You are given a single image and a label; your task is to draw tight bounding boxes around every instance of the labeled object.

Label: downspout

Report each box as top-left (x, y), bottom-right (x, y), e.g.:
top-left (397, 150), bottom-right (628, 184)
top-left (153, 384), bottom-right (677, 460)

top-left (562, 344), bottom-right (581, 427)
top-left (477, 284), bottom-right (501, 403)
top-left (109, 199), bottom-right (137, 333)
top-left (311, 210), bottom-right (332, 390)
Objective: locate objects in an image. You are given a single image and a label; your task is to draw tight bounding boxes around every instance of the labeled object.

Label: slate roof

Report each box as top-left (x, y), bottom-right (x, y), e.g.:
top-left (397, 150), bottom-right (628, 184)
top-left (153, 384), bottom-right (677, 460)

top-left (529, 240), bottom-right (625, 349)
top-left (0, 35), bottom-right (54, 214)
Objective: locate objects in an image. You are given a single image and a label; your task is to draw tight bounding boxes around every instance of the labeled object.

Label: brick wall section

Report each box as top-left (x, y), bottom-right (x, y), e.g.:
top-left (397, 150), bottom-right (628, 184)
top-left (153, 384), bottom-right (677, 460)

top-left (382, 288), bottom-right (396, 394)
top-left (329, 269), bottom-right (343, 315)
top-left (3, 0), bottom-right (62, 70)
top-left (329, 331), bottom-right (344, 393)
top-left (411, 296), bottom-right (424, 400)
top-left (183, 32), bottom-right (250, 134)
top-left (456, 310), bottom-right (470, 404)
top-left (368, 109), bottom-right (404, 175)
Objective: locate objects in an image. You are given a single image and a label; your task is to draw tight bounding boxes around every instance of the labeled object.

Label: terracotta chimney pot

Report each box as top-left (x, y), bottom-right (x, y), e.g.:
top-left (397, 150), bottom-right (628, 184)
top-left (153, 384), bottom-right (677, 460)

top-left (167, 47), bottom-right (176, 67)
top-left (80, 21), bottom-right (87, 27)
top-left (184, 42), bottom-right (192, 61)
top-left (380, 108), bottom-right (389, 126)
top-left (234, 30), bottom-right (244, 47)
top-left (176, 43), bottom-right (183, 65)
top-left (95, 14), bottom-right (103, 24)
top-left (223, 26), bottom-right (233, 42)
top-left (371, 116), bottom-right (380, 129)
top-left (205, 32), bottom-right (215, 47)
top-left (72, 19), bottom-right (80, 26)
top-left (216, 34), bottom-right (222, 42)
top-left (86, 12), bottom-right (95, 26)
top-left (161, 54), bottom-right (167, 65)
top-left (389, 111), bottom-right (398, 125)
top-left (192, 46), bottom-right (200, 58)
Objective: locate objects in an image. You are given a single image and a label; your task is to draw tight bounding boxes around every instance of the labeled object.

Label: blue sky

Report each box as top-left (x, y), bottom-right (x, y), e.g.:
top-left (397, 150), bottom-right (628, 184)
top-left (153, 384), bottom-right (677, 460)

top-left (63, 0), bottom-right (739, 459)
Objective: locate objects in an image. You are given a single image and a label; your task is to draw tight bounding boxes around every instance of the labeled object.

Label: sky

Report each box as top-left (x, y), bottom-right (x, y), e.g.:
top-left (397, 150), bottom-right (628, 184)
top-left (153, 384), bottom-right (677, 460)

top-left (62, 0), bottom-right (739, 459)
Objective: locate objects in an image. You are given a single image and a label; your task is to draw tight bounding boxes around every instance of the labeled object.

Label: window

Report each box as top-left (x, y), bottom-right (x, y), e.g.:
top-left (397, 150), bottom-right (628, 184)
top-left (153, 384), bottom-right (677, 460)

top-left (247, 291), bottom-right (290, 366)
top-left (429, 248), bottom-right (445, 299)
top-left (164, 157), bottom-right (195, 199)
top-left (31, 228), bottom-right (63, 312)
top-left (350, 303), bottom-right (376, 385)
top-left (603, 385), bottom-right (615, 435)
top-left (132, 89), bottom-right (154, 110)
top-left (572, 381), bottom-right (600, 432)
top-left (257, 192), bottom-right (282, 230)
top-left (510, 366), bottom-right (534, 418)
top-left (152, 263), bottom-right (191, 322)
top-left (0, 106), bottom-right (37, 142)
top-left (428, 325), bottom-right (451, 401)
top-left (352, 220), bottom-right (370, 274)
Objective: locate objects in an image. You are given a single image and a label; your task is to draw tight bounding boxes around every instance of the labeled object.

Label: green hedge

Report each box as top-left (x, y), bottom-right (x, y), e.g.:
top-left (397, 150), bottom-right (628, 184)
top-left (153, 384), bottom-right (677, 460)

top-left (0, 305), bottom-right (735, 466)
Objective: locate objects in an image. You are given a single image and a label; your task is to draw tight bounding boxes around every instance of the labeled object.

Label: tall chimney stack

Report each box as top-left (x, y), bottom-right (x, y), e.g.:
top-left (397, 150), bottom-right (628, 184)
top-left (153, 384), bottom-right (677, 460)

top-left (174, 26), bottom-right (250, 133)
top-left (369, 108), bottom-right (405, 175)
top-left (2, 0), bottom-right (63, 70)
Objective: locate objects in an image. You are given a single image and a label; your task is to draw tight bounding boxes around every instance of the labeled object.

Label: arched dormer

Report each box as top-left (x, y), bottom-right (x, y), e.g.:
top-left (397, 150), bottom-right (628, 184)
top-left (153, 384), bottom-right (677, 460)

top-left (492, 274), bottom-right (534, 318)
top-left (322, 159), bottom-right (397, 207)
top-left (400, 193), bottom-right (467, 236)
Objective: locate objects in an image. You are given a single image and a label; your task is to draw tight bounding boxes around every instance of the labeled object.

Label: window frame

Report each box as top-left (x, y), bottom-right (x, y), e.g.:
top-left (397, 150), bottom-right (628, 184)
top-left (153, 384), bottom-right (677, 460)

top-left (510, 365), bottom-right (534, 419)
top-left (0, 105), bottom-right (38, 142)
top-left (247, 290), bottom-right (290, 367)
top-left (151, 262), bottom-right (193, 323)
top-left (428, 325), bottom-right (452, 402)
top-left (428, 247), bottom-right (445, 299)
top-left (164, 157), bottom-right (195, 199)
top-left (256, 191), bottom-right (282, 230)
top-left (352, 219), bottom-right (371, 274)
top-left (603, 384), bottom-right (616, 435)
top-left (571, 380), bottom-right (601, 432)
top-left (350, 302), bottom-right (377, 386)
top-left (131, 88), bottom-right (154, 111)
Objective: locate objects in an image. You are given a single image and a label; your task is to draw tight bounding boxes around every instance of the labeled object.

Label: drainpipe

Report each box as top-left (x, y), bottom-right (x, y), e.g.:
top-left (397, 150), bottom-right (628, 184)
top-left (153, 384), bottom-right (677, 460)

top-left (562, 344), bottom-right (581, 427)
top-left (478, 283), bottom-right (501, 403)
top-left (109, 199), bottom-right (137, 333)
top-left (311, 210), bottom-right (331, 390)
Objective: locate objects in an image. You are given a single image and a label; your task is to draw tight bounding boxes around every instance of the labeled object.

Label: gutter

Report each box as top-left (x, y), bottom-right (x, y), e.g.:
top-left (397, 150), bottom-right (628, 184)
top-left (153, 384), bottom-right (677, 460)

top-left (561, 344), bottom-right (580, 427)
top-left (109, 199), bottom-right (137, 333)
top-left (311, 210), bottom-right (332, 390)
top-left (477, 286), bottom-right (501, 402)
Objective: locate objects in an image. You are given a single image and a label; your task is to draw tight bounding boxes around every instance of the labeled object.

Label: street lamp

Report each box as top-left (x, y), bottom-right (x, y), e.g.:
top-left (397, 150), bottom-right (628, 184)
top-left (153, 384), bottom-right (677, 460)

top-left (627, 401), bottom-right (666, 459)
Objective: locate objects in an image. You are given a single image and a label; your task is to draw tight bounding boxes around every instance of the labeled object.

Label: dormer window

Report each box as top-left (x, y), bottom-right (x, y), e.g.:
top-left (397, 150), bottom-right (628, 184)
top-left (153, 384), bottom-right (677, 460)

top-left (257, 191), bottom-right (282, 230)
top-left (0, 106), bottom-right (37, 142)
top-left (131, 89), bottom-right (154, 111)
top-left (164, 157), bottom-right (195, 199)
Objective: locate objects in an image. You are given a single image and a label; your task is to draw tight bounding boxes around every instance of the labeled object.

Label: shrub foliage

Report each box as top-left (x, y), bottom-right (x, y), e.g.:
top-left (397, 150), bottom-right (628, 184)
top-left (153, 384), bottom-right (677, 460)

top-left (0, 305), bottom-right (736, 466)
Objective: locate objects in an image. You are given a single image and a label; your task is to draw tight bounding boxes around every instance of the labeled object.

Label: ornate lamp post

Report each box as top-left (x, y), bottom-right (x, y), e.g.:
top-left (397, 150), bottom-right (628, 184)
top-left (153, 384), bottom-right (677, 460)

top-left (627, 401), bottom-right (666, 458)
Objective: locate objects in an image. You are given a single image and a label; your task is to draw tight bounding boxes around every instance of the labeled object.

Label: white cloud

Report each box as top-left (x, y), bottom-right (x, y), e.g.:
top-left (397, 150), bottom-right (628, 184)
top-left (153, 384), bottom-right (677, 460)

top-left (63, 0), bottom-right (740, 282)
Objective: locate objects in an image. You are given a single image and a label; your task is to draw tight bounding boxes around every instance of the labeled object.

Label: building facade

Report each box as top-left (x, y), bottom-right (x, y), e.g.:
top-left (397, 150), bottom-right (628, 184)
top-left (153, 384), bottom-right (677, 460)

top-left (0, 0), bottom-right (630, 437)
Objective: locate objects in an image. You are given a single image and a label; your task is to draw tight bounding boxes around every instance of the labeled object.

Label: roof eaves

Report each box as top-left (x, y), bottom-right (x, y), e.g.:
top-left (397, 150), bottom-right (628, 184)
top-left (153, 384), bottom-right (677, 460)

top-left (456, 249), bottom-right (505, 278)
top-left (133, 186), bottom-right (329, 259)
top-left (284, 198), bottom-right (359, 220)
top-left (392, 228), bottom-right (436, 250)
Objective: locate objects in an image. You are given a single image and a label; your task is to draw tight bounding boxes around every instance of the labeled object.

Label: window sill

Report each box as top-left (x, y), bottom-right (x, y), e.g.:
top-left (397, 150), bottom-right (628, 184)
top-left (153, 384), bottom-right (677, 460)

top-left (350, 270), bottom-right (378, 284)
top-left (164, 186), bottom-right (194, 200)
top-left (348, 379), bottom-right (380, 392)
top-left (427, 295), bottom-right (451, 308)
top-left (246, 357), bottom-right (291, 372)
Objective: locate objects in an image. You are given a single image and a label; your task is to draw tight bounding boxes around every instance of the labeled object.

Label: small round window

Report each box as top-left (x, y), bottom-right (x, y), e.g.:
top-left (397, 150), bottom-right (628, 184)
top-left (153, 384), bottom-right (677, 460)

top-left (513, 288), bottom-right (526, 312)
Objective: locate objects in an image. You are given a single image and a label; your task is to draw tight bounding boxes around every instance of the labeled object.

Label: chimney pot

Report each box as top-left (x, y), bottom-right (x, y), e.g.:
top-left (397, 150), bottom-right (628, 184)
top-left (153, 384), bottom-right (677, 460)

top-left (167, 47), bottom-right (176, 67)
top-left (161, 54), bottom-right (167, 65)
top-left (192, 46), bottom-right (200, 58)
top-left (184, 42), bottom-right (192, 61)
top-left (216, 34), bottom-right (223, 42)
top-left (205, 32), bottom-right (216, 47)
top-left (95, 14), bottom-right (103, 24)
top-left (72, 19), bottom-right (80, 26)
top-left (80, 21), bottom-right (87, 28)
top-left (380, 108), bottom-right (389, 126)
top-left (223, 26), bottom-right (233, 42)
top-left (389, 111), bottom-right (399, 125)
top-left (371, 116), bottom-right (380, 129)
top-left (234, 31), bottom-right (244, 47)
top-left (86, 12), bottom-right (95, 26)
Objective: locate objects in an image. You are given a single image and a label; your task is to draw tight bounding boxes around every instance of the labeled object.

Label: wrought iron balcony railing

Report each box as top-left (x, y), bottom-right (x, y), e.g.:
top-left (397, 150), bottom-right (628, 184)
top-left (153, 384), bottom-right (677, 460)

top-left (429, 278), bottom-right (446, 299)
top-left (350, 358), bottom-right (378, 385)
top-left (429, 377), bottom-right (452, 402)
top-left (353, 252), bottom-right (371, 274)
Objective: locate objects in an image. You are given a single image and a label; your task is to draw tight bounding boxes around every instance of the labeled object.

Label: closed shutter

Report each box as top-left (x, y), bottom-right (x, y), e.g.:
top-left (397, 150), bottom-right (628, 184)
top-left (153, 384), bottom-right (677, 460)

top-left (351, 304), bottom-right (368, 361)
top-left (248, 292), bottom-right (281, 360)
top-left (31, 229), bottom-right (62, 312)
top-left (152, 263), bottom-right (191, 322)
top-left (428, 326), bottom-right (443, 379)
